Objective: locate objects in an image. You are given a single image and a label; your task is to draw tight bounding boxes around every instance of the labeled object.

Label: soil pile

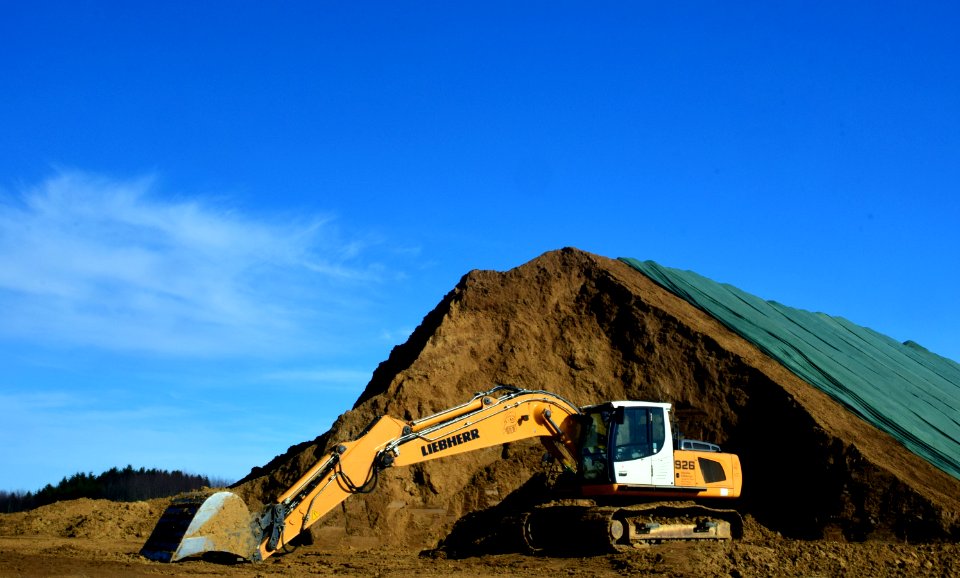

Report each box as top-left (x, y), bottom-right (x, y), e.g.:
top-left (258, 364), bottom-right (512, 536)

top-left (231, 248), bottom-right (960, 549)
top-left (0, 498), bottom-right (166, 540)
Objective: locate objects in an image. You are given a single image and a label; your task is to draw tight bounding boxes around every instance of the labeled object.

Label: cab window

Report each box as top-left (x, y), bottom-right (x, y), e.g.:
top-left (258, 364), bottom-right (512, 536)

top-left (612, 406), bottom-right (666, 461)
top-left (580, 411), bottom-right (609, 480)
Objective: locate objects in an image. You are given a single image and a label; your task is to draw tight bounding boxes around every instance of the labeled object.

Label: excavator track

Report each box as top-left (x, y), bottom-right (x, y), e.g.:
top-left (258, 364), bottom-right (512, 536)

top-left (517, 500), bottom-right (743, 554)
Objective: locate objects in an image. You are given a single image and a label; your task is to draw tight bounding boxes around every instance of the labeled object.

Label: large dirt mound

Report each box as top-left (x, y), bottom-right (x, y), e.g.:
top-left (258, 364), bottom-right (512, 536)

top-left (231, 248), bottom-right (960, 550)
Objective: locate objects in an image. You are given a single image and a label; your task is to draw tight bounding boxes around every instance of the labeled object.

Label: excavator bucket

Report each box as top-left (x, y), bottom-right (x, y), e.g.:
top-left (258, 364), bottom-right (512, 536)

top-left (140, 491), bottom-right (260, 562)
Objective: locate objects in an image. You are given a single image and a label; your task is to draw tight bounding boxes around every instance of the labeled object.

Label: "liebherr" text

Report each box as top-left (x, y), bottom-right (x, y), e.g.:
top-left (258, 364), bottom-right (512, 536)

top-left (420, 429), bottom-right (481, 456)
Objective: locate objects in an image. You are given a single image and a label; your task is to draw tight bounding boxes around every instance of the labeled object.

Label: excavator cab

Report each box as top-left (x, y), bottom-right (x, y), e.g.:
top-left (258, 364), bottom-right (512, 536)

top-left (578, 401), bottom-right (676, 488)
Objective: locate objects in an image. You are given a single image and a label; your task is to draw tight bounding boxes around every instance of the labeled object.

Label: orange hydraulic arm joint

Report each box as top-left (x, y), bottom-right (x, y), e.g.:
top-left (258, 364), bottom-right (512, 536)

top-left (252, 385), bottom-right (581, 561)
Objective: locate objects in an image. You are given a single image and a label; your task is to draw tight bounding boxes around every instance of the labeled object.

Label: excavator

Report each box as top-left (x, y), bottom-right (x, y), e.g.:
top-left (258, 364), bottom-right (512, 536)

top-left (141, 385), bottom-right (743, 562)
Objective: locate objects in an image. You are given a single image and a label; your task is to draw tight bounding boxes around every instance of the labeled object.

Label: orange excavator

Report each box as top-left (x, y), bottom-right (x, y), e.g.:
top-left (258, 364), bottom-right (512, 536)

top-left (141, 385), bottom-right (743, 562)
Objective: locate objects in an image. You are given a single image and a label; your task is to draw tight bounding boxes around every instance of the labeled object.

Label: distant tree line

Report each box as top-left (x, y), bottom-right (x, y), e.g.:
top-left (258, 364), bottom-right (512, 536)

top-left (0, 465), bottom-right (233, 513)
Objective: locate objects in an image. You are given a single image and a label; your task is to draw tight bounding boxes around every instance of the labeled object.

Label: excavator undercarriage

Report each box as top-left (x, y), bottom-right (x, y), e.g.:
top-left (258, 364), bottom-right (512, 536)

top-left (517, 501), bottom-right (742, 554)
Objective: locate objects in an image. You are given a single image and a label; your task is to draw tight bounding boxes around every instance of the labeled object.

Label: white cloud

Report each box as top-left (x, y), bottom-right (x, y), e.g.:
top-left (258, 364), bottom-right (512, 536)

top-left (0, 171), bottom-right (385, 357)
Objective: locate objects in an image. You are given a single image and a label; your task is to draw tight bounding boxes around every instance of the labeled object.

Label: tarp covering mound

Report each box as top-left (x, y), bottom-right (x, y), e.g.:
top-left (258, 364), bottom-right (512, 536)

top-left (622, 258), bottom-right (960, 481)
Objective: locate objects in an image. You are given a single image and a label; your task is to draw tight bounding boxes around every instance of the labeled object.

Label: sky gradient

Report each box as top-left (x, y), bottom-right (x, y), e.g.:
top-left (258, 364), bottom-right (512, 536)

top-left (1, 2), bottom-right (958, 491)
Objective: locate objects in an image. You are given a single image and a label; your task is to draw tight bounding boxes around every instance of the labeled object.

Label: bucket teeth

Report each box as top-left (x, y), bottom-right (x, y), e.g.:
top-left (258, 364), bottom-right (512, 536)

top-left (140, 497), bottom-right (205, 562)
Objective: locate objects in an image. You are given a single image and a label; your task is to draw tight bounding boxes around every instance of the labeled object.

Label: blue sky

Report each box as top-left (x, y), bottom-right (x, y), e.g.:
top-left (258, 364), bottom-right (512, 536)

top-left (1, 2), bottom-right (957, 491)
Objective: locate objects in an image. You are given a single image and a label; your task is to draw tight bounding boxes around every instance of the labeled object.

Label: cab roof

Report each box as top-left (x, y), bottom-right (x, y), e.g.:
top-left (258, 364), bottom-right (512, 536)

top-left (581, 400), bottom-right (672, 412)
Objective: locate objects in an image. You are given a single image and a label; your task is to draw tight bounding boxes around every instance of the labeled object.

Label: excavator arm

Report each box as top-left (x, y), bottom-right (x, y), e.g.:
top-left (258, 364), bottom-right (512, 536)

top-left (254, 385), bottom-right (581, 561)
top-left (141, 385), bottom-right (581, 563)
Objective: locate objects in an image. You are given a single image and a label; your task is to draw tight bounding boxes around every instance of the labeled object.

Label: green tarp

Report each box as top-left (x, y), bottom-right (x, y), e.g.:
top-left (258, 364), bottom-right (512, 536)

top-left (621, 258), bottom-right (960, 481)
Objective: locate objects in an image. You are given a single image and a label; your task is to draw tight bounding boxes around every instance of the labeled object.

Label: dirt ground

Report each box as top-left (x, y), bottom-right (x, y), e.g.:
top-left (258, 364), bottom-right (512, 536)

top-left (0, 499), bottom-right (958, 577)
top-left (3, 248), bottom-right (959, 577)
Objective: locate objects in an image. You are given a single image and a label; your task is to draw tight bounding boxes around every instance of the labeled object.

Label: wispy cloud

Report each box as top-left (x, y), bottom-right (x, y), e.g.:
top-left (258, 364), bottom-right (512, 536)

top-left (0, 171), bottom-right (387, 357)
